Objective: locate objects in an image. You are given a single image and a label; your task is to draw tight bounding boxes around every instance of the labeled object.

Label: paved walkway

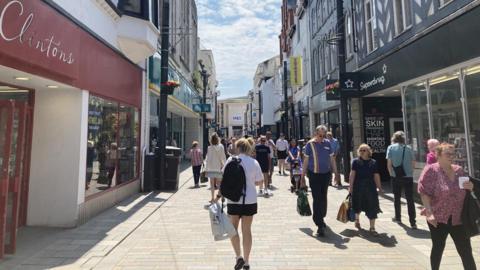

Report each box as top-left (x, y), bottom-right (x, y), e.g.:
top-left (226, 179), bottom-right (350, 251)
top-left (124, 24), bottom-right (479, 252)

top-left (1, 168), bottom-right (479, 270)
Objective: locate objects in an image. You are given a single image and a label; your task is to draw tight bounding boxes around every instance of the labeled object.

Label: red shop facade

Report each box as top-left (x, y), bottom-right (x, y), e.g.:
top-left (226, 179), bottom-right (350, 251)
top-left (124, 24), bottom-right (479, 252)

top-left (0, 0), bottom-right (142, 257)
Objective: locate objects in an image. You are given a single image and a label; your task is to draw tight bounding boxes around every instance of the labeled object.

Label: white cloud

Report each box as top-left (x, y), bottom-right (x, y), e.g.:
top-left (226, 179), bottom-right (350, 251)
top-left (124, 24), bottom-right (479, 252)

top-left (197, 0), bottom-right (281, 98)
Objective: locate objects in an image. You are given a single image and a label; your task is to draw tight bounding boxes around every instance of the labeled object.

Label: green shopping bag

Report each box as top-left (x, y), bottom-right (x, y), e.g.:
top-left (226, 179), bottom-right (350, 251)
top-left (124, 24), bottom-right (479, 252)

top-left (297, 190), bottom-right (312, 216)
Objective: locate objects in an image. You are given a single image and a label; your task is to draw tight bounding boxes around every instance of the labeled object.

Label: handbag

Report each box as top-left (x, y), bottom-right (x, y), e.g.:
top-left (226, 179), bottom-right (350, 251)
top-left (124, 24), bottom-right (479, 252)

top-left (462, 177), bottom-right (480, 237)
top-left (200, 162), bottom-right (208, 183)
top-left (393, 146), bottom-right (407, 178)
top-left (297, 190), bottom-right (312, 216)
top-left (337, 195), bottom-right (350, 223)
top-left (347, 195), bottom-right (356, 222)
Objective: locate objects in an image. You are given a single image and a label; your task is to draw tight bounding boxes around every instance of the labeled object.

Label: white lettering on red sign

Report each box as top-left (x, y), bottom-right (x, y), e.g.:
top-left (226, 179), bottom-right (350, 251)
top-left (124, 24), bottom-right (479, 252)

top-left (0, 0), bottom-right (75, 64)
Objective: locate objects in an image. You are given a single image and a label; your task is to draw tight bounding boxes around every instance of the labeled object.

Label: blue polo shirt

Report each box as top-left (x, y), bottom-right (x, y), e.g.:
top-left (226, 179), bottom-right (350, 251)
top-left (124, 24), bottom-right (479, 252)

top-left (304, 140), bottom-right (334, 174)
top-left (386, 143), bottom-right (415, 177)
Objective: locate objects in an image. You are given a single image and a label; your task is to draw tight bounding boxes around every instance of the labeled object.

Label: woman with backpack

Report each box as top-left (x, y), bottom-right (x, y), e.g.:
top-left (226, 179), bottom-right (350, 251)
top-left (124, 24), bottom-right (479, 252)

top-left (205, 133), bottom-right (227, 203)
top-left (216, 138), bottom-right (264, 270)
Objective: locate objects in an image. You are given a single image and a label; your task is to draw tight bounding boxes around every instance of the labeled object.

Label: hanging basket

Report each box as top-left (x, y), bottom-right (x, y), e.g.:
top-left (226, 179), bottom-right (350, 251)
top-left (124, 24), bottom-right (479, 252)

top-left (161, 80), bottom-right (180, 95)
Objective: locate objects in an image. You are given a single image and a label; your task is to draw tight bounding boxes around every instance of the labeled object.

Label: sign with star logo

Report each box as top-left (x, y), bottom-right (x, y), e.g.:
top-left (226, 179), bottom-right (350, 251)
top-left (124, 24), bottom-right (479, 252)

top-left (340, 72), bottom-right (360, 92)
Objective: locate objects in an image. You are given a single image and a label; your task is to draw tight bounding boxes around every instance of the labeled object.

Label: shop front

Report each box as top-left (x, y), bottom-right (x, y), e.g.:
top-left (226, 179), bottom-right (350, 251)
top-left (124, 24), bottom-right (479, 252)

top-left (350, 5), bottom-right (480, 180)
top-left (0, 0), bottom-right (142, 257)
top-left (148, 54), bottom-right (201, 156)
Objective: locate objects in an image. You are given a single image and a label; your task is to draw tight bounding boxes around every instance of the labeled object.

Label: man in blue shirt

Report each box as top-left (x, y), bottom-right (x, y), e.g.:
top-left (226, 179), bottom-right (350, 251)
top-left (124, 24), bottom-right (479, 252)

top-left (327, 132), bottom-right (341, 187)
top-left (386, 131), bottom-right (417, 229)
top-left (301, 125), bottom-right (338, 237)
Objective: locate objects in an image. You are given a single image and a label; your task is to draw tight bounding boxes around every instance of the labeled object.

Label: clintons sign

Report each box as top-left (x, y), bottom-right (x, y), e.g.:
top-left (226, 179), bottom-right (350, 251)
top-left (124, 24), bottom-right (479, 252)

top-left (0, 0), bottom-right (142, 107)
top-left (0, 0), bottom-right (75, 65)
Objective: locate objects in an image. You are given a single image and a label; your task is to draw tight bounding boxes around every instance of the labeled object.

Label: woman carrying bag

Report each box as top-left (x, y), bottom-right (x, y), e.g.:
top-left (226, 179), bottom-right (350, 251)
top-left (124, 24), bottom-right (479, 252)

top-left (418, 143), bottom-right (477, 270)
top-left (348, 144), bottom-right (382, 235)
top-left (205, 133), bottom-right (227, 204)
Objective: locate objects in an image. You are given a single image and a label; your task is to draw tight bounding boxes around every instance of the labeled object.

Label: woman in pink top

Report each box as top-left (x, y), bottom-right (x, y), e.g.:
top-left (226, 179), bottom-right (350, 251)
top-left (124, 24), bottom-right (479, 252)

top-left (426, 139), bottom-right (440, 165)
top-left (418, 143), bottom-right (476, 270)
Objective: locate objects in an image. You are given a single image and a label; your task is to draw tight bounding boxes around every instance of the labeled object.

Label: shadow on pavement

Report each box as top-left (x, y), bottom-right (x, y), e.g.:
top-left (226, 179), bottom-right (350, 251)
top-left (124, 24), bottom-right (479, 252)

top-left (340, 229), bottom-right (398, 247)
top-left (398, 223), bottom-right (430, 239)
top-left (299, 227), bottom-right (350, 249)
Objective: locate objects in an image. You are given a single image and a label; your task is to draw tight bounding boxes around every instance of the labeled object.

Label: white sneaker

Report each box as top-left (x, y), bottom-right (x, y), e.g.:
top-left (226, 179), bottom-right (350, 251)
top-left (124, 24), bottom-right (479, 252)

top-left (265, 188), bottom-right (272, 196)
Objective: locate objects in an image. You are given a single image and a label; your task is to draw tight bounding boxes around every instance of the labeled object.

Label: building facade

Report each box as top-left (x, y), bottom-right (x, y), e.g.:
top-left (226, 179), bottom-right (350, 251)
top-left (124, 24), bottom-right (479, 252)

top-left (148, 0), bottom-right (202, 156)
top-left (0, 0), bottom-right (160, 256)
top-left (351, 0), bottom-right (480, 180)
top-left (217, 97), bottom-right (250, 139)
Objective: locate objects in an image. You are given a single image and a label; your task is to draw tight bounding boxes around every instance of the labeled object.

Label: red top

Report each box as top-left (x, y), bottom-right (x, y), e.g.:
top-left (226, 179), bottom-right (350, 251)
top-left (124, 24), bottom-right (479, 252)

top-left (426, 151), bottom-right (437, 165)
top-left (417, 163), bottom-right (467, 225)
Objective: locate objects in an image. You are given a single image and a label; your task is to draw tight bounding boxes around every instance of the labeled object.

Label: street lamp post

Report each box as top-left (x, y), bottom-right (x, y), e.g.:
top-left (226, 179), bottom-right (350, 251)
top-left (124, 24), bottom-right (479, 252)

top-left (199, 61), bottom-right (210, 158)
top-left (158, 0), bottom-right (170, 189)
top-left (336, 0), bottom-right (351, 179)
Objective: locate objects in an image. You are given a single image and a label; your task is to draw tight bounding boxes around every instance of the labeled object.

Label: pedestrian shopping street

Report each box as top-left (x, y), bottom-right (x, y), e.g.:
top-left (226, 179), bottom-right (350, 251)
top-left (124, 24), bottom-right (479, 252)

top-left (1, 166), bottom-right (478, 270)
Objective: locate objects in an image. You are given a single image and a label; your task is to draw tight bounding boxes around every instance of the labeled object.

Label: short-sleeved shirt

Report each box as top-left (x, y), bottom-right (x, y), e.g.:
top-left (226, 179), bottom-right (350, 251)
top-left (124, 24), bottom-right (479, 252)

top-left (224, 154), bottom-right (264, 205)
top-left (255, 144), bottom-right (271, 170)
top-left (417, 163), bottom-right (466, 225)
top-left (352, 158), bottom-right (379, 180)
top-left (386, 143), bottom-right (415, 177)
top-left (276, 139), bottom-right (289, 151)
top-left (288, 146), bottom-right (301, 162)
top-left (190, 148), bottom-right (203, 166)
top-left (330, 138), bottom-right (340, 155)
top-left (304, 140), bottom-right (334, 174)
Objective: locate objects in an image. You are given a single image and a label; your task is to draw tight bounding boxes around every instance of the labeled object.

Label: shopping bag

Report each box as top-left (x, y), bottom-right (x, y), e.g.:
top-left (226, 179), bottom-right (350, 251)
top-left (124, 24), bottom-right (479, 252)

top-left (337, 195), bottom-right (350, 223)
top-left (347, 195), bottom-right (356, 222)
top-left (209, 202), bottom-right (237, 241)
top-left (297, 190), bottom-right (312, 216)
top-left (200, 162), bottom-right (208, 183)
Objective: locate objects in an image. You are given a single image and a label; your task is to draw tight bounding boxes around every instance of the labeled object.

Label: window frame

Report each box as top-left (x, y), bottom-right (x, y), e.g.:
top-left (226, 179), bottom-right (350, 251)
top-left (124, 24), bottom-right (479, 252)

top-left (346, 12), bottom-right (354, 56)
top-left (393, 0), bottom-right (412, 36)
top-left (364, 0), bottom-right (378, 53)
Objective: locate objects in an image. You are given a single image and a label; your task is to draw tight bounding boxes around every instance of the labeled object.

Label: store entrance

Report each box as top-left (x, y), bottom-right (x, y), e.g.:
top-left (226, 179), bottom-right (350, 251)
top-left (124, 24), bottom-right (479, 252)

top-left (363, 93), bottom-right (403, 181)
top-left (0, 88), bottom-right (33, 258)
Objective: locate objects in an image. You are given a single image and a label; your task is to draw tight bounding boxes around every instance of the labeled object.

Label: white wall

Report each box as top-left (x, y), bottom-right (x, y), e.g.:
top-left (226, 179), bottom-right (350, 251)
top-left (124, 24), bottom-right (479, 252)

top-left (52, 0), bottom-right (120, 49)
top-left (28, 88), bottom-right (87, 227)
top-left (261, 78), bottom-right (279, 126)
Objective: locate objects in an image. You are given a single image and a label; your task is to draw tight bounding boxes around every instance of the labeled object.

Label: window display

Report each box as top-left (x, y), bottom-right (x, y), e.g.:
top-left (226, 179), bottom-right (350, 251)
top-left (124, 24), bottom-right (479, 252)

top-left (430, 73), bottom-right (468, 171)
top-left (465, 65), bottom-right (480, 178)
top-left (404, 82), bottom-right (429, 172)
top-left (86, 96), bottom-right (139, 197)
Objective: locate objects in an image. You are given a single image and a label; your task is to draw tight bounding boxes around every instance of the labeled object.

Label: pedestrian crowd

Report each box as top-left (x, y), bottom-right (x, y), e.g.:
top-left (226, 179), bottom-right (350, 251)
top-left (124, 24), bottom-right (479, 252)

top-left (187, 127), bottom-right (478, 270)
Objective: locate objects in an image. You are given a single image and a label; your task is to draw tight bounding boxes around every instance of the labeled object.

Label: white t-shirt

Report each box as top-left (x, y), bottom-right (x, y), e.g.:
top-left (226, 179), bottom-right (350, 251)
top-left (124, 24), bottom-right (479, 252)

top-left (276, 139), bottom-right (289, 151)
top-left (224, 154), bottom-right (264, 205)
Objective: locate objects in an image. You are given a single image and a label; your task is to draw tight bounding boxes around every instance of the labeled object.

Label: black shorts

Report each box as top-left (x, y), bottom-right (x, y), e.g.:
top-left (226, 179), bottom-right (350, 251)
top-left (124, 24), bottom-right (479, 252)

top-left (227, 203), bottom-right (258, 216)
top-left (277, 150), bottom-right (288, 160)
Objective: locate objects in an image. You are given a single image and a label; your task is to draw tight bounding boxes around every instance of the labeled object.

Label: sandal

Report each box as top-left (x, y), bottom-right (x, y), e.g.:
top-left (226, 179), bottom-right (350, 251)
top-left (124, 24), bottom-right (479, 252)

top-left (355, 220), bottom-right (361, 230)
top-left (369, 228), bottom-right (379, 236)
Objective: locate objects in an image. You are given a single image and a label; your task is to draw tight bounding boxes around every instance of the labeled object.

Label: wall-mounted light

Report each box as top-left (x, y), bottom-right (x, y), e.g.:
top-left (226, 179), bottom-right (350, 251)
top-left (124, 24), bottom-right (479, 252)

top-left (47, 85), bottom-right (59, 89)
top-left (15, 77), bottom-right (30, 81)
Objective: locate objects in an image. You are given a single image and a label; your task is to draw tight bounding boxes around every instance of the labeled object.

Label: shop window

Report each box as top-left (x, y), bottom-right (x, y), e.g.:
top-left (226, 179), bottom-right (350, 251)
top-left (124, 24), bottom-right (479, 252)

top-left (405, 83), bottom-right (429, 175)
top-left (86, 96), bottom-right (139, 197)
top-left (430, 73), bottom-right (468, 171)
top-left (465, 65), bottom-right (480, 177)
top-left (346, 13), bottom-right (354, 56)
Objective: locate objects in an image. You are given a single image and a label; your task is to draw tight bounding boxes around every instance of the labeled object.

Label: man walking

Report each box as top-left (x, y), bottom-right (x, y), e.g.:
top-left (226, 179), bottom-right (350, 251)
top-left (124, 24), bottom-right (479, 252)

top-left (301, 125), bottom-right (338, 237)
top-left (327, 132), bottom-right (341, 187)
top-left (387, 131), bottom-right (417, 229)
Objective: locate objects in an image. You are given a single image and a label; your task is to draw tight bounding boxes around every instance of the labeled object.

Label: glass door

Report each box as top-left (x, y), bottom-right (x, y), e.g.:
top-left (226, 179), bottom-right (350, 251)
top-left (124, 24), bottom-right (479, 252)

top-left (0, 100), bottom-right (14, 259)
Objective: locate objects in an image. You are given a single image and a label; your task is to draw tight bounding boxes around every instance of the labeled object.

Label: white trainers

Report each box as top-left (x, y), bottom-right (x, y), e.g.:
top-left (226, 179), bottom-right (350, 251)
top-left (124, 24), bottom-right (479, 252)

top-left (265, 188), bottom-right (272, 196)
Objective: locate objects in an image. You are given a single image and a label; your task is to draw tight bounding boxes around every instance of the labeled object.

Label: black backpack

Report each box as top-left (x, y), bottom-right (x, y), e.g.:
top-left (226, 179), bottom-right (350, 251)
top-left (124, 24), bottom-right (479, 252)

top-left (220, 157), bottom-right (246, 203)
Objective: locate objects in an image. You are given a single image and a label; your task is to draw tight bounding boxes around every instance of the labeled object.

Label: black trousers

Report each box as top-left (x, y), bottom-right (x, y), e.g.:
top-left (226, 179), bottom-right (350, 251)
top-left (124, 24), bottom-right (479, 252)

top-left (308, 171), bottom-right (331, 227)
top-left (192, 165), bottom-right (202, 185)
top-left (392, 177), bottom-right (416, 225)
top-left (428, 219), bottom-right (477, 270)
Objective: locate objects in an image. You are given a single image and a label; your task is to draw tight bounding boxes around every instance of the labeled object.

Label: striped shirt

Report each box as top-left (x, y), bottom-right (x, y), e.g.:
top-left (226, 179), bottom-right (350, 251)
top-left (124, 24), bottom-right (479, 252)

top-left (190, 148), bottom-right (203, 166)
top-left (304, 140), bottom-right (333, 174)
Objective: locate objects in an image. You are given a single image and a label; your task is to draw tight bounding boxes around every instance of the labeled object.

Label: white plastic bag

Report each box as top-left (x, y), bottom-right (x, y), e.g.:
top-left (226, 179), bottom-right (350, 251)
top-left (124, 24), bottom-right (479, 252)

top-left (209, 202), bottom-right (237, 241)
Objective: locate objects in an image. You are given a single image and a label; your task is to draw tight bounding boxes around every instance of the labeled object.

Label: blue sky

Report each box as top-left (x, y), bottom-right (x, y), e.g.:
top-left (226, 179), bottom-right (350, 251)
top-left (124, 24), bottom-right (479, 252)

top-left (197, 0), bottom-right (282, 99)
